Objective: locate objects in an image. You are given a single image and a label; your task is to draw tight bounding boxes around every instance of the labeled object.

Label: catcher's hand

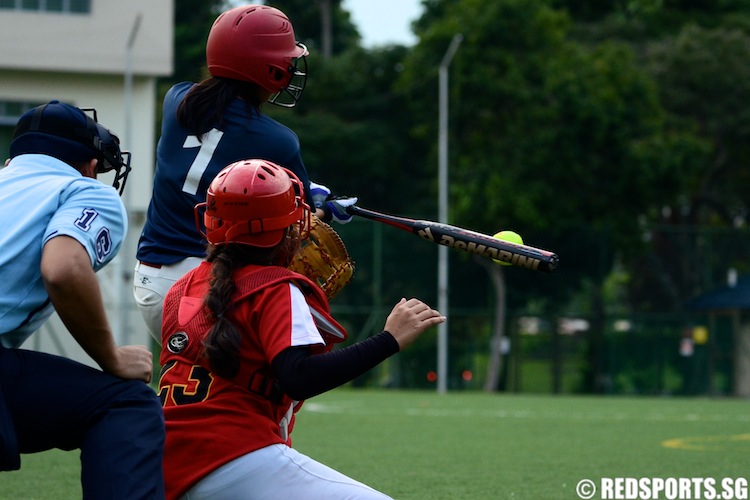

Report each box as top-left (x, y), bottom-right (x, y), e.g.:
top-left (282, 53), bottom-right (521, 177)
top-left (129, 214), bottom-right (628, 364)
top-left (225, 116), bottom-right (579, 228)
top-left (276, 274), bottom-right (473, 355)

top-left (288, 216), bottom-right (354, 299)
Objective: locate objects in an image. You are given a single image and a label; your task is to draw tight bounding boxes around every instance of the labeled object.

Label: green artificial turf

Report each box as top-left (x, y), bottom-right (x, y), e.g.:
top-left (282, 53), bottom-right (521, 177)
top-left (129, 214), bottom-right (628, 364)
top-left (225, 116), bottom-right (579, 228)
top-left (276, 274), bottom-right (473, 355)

top-left (2, 389), bottom-right (748, 499)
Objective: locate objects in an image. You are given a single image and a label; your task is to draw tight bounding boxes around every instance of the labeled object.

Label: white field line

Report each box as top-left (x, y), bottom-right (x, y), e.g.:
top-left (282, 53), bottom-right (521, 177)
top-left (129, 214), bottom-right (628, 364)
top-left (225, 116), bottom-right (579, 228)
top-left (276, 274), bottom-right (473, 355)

top-left (301, 401), bottom-right (750, 423)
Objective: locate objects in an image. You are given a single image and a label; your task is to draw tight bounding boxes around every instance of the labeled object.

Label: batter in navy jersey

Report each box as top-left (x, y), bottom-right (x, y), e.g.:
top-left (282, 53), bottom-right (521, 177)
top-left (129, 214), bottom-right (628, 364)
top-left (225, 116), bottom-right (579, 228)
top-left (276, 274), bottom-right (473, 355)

top-left (0, 101), bottom-right (164, 499)
top-left (137, 81), bottom-right (312, 264)
top-left (134, 4), bottom-right (357, 339)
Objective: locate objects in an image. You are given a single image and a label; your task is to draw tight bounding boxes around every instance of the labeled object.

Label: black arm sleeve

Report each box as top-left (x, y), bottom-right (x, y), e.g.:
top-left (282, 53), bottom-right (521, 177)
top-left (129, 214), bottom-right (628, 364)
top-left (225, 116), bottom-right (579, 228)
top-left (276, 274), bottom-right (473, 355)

top-left (271, 331), bottom-right (399, 400)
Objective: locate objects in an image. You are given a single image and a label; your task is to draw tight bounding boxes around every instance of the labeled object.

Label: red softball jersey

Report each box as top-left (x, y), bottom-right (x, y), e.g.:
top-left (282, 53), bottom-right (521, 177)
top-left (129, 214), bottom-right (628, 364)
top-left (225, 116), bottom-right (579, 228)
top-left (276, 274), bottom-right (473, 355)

top-left (158, 262), bottom-right (346, 500)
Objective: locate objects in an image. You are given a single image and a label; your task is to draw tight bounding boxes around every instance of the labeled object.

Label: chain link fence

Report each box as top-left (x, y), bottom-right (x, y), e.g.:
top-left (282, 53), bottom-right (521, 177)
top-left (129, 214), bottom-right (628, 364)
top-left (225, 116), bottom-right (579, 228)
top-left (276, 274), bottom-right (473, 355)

top-left (331, 220), bottom-right (750, 395)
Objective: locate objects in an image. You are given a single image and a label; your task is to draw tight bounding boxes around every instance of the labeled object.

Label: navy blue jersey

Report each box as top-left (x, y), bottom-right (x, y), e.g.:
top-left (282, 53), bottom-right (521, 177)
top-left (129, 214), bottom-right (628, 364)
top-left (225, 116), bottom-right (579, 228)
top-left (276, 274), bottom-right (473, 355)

top-left (137, 82), bottom-right (313, 265)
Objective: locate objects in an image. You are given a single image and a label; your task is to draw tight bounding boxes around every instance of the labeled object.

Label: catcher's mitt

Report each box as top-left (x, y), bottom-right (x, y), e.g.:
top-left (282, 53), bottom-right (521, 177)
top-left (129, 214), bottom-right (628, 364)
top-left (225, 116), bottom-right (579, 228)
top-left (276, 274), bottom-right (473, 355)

top-left (288, 215), bottom-right (354, 299)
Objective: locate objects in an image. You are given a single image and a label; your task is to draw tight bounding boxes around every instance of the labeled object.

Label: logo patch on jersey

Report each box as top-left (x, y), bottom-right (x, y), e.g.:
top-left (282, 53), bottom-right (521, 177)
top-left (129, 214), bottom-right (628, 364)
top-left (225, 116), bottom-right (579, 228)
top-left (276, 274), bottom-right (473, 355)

top-left (178, 296), bottom-right (204, 326)
top-left (95, 227), bottom-right (113, 262)
top-left (167, 332), bottom-right (189, 354)
top-left (74, 208), bottom-right (99, 231)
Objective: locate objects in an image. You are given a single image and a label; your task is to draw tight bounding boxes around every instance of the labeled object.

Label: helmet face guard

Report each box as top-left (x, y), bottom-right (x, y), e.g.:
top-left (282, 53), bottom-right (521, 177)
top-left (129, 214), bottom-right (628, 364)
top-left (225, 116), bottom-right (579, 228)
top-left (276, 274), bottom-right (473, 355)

top-left (267, 44), bottom-right (308, 108)
top-left (86, 112), bottom-right (132, 196)
top-left (206, 5), bottom-right (309, 108)
top-left (10, 101), bottom-right (132, 196)
top-left (195, 159), bottom-right (310, 248)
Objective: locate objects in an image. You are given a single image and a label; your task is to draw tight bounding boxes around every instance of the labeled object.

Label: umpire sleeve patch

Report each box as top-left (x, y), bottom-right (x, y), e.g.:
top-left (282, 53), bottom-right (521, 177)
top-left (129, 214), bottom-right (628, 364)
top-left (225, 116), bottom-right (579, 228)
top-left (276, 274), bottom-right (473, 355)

top-left (95, 227), bottom-right (113, 262)
top-left (74, 208), bottom-right (99, 231)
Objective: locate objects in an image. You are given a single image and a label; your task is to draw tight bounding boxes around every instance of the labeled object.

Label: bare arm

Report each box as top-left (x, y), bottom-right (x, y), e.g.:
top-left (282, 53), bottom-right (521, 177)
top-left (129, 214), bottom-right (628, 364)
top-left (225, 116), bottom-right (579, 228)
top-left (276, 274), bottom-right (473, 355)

top-left (41, 235), bottom-right (153, 382)
top-left (383, 298), bottom-right (446, 350)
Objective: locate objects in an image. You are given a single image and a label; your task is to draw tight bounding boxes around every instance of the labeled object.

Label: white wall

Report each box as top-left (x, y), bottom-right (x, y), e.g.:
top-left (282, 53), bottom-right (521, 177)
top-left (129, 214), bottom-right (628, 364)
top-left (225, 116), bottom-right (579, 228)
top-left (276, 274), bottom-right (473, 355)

top-left (0, 1), bottom-right (173, 76)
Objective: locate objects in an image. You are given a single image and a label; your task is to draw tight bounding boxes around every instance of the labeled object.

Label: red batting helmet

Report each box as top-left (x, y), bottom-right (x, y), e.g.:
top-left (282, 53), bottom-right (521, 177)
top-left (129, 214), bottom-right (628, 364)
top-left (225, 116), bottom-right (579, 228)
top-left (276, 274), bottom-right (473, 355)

top-left (206, 5), bottom-right (308, 107)
top-left (196, 159), bottom-right (310, 247)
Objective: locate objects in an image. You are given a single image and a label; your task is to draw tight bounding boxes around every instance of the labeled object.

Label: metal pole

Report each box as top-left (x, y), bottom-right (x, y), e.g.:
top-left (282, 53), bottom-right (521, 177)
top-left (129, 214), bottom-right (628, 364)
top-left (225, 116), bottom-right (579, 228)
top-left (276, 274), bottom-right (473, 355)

top-left (437, 34), bottom-right (463, 394)
top-left (118, 13), bottom-right (142, 345)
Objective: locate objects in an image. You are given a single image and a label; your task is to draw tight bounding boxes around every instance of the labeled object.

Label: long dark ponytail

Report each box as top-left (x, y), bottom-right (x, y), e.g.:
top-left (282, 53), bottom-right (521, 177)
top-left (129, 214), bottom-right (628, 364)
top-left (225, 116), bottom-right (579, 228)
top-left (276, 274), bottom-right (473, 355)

top-left (202, 229), bottom-right (301, 378)
top-left (177, 76), bottom-right (266, 138)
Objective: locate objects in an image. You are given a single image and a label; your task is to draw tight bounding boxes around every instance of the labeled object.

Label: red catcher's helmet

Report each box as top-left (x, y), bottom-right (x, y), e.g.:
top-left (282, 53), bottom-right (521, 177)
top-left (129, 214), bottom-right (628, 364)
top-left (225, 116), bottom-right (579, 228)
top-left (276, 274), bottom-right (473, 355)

top-left (196, 159), bottom-right (310, 248)
top-left (206, 5), bottom-right (308, 107)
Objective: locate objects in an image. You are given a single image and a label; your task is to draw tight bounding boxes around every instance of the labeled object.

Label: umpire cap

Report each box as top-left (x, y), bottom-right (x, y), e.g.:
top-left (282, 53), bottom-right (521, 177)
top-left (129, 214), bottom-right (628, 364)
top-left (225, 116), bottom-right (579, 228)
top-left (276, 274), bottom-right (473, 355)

top-left (10, 100), bottom-right (102, 163)
top-left (9, 100), bottom-right (132, 195)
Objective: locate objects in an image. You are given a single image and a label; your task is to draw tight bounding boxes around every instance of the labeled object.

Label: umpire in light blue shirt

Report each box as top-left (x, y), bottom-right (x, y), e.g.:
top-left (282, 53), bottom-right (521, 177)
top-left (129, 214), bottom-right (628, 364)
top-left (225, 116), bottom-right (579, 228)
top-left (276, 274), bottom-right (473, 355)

top-left (0, 101), bottom-right (165, 499)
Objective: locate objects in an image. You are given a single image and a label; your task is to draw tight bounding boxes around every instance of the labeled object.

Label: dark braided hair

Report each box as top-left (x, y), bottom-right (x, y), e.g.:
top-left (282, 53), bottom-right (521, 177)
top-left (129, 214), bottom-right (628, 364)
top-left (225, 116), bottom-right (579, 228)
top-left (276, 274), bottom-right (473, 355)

top-left (177, 76), bottom-right (266, 138)
top-left (202, 228), bottom-right (301, 378)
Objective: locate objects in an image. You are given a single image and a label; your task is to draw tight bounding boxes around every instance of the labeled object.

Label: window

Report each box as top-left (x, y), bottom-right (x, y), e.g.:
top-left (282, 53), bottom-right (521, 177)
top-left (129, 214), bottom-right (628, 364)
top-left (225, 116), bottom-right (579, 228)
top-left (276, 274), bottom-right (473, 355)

top-left (69, 0), bottom-right (88, 13)
top-left (0, 0), bottom-right (90, 13)
top-left (0, 101), bottom-right (40, 127)
top-left (0, 101), bottom-right (43, 163)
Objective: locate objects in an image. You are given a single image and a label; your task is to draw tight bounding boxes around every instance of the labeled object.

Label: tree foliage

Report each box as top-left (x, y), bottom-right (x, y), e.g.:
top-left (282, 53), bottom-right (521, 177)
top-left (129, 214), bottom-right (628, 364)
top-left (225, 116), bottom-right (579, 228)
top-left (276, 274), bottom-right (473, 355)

top-left (649, 25), bottom-right (750, 225)
top-left (620, 23), bottom-right (750, 311)
top-left (401, 0), bottom-right (684, 310)
top-left (265, 0), bottom-right (360, 56)
top-left (169, 0), bottom-right (227, 85)
top-left (164, 0), bottom-right (750, 392)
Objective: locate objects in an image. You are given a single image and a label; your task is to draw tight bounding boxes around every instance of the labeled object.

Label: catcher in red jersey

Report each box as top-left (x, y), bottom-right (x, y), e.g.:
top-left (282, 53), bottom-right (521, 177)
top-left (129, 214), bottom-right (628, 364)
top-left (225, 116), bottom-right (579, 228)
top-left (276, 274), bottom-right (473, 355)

top-left (158, 159), bottom-right (445, 500)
